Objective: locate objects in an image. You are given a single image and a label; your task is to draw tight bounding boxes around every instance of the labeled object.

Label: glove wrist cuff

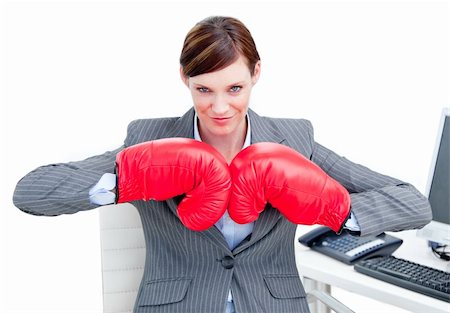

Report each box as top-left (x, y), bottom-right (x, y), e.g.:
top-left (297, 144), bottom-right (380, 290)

top-left (336, 208), bottom-right (352, 235)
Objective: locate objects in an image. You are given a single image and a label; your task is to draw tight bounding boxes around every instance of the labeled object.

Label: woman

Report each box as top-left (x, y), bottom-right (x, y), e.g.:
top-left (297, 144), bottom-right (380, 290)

top-left (13, 16), bottom-right (431, 313)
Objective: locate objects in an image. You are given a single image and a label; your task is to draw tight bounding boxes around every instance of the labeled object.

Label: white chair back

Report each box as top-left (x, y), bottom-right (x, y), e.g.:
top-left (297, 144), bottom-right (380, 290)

top-left (99, 204), bottom-right (145, 313)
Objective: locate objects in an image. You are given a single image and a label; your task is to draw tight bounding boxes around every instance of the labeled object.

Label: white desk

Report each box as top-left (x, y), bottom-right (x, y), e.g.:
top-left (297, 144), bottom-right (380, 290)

top-left (295, 225), bottom-right (450, 313)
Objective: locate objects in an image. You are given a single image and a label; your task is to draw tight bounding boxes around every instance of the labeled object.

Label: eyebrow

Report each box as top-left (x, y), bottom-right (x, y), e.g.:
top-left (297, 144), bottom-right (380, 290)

top-left (193, 81), bottom-right (246, 89)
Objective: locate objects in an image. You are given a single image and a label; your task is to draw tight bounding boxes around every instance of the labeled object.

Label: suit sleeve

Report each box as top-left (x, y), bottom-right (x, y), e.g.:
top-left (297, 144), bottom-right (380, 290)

top-left (13, 146), bottom-right (123, 216)
top-left (12, 117), bottom-right (169, 216)
top-left (310, 140), bottom-right (432, 236)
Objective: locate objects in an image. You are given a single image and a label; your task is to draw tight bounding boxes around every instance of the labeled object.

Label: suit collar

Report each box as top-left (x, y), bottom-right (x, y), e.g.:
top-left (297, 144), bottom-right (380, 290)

top-left (167, 107), bottom-right (286, 144)
top-left (247, 109), bottom-right (285, 145)
top-left (167, 107), bottom-right (196, 139)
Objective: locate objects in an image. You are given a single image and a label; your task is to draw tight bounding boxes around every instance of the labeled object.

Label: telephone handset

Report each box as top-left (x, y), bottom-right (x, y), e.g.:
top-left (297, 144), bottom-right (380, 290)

top-left (298, 226), bottom-right (403, 265)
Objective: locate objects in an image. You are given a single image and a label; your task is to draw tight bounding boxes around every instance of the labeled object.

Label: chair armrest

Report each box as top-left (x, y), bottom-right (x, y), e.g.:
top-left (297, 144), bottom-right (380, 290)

top-left (306, 290), bottom-right (355, 313)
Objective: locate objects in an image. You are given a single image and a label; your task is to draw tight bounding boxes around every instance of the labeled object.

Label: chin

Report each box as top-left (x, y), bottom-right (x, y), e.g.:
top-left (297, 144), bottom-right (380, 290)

top-left (211, 128), bottom-right (235, 137)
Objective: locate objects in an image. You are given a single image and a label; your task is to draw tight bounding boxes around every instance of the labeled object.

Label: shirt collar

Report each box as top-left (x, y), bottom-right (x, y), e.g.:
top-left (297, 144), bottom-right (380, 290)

top-left (193, 112), bottom-right (251, 149)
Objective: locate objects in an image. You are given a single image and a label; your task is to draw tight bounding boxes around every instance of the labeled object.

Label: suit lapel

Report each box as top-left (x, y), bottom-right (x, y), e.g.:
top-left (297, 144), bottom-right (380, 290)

top-left (198, 225), bottom-right (233, 253)
top-left (166, 197), bottom-right (231, 252)
top-left (164, 108), bottom-right (289, 254)
top-left (165, 108), bottom-right (231, 252)
top-left (233, 204), bottom-right (281, 255)
top-left (247, 109), bottom-right (285, 144)
top-left (233, 109), bottom-right (287, 254)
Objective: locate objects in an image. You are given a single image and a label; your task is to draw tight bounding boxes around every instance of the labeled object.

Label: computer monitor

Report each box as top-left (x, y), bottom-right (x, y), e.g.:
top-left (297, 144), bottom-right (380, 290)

top-left (416, 108), bottom-right (450, 246)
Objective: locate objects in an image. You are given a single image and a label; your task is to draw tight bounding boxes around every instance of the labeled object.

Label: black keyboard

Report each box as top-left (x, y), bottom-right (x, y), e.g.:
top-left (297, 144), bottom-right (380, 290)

top-left (354, 255), bottom-right (450, 302)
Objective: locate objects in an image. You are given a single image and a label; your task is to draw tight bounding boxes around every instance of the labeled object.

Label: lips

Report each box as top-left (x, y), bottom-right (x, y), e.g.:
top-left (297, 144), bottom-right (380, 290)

top-left (210, 116), bottom-right (233, 125)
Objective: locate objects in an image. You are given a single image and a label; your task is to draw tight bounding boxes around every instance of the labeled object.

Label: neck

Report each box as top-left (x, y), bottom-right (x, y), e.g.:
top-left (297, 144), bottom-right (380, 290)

top-left (200, 120), bottom-right (247, 164)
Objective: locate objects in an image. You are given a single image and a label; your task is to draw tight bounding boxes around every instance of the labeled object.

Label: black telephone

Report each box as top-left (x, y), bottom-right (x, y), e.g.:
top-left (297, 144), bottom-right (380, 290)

top-left (298, 226), bottom-right (403, 265)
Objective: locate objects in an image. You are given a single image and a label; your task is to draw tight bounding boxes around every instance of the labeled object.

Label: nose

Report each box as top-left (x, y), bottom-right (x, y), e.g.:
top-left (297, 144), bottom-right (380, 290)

top-left (211, 94), bottom-right (229, 115)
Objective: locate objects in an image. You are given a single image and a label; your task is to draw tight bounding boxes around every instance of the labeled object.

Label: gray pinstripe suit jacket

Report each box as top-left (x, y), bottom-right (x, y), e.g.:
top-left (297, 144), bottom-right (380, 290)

top-left (13, 107), bottom-right (432, 313)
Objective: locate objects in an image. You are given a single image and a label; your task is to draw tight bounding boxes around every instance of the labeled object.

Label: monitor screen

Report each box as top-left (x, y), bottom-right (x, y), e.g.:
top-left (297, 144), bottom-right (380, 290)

top-left (417, 108), bottom-right (450, 245)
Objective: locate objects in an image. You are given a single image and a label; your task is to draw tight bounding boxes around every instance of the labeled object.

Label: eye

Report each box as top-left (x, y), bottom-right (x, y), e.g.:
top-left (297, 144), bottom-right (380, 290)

top-left (197, 87), bottom-right (209, 93)
top-left (230, 86), bottom-right (242, 93)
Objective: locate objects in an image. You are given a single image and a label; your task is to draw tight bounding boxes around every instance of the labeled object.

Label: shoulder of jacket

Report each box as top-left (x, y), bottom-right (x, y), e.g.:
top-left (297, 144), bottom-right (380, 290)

top-left (127, 116), bottom-right (178, 129)
top-left (261, 116), bottom-right (316, 156)
top-left (263, 115), bottom-right (313, 132)
top-left (125, 117), bottom-right (179, 146)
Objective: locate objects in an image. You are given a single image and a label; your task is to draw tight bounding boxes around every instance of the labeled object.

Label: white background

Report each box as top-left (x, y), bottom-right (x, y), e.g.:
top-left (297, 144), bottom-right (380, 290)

top-left (0, 0), bottom-right (448, 312)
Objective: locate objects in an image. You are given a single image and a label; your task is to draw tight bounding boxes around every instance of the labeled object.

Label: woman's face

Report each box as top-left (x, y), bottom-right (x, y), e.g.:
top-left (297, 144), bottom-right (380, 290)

top-left (182, 55), bottom-right (260, 140)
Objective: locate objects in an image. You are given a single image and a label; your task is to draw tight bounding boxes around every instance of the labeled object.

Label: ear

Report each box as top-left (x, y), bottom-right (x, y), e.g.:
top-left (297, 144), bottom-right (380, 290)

top-left (251, 61), bottom-right (261, 85)
top-left (180, 66), bottom-right (189, 87)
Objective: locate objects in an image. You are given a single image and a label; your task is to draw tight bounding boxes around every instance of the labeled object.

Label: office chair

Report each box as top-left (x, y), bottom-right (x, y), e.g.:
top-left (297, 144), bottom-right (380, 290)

top-left (99, 203), bottom-right (354, 313)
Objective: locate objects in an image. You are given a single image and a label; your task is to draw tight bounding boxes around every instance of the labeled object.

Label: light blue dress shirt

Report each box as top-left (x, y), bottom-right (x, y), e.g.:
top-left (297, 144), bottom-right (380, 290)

top-left (193, 113), bottom-right (255, 251)
top-left (194, 113), bottom-right (254, 308)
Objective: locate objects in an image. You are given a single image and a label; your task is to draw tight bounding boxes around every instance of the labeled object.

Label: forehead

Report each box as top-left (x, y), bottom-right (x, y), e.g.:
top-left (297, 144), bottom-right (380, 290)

top-left (189, 56), bottom-right (252, 87)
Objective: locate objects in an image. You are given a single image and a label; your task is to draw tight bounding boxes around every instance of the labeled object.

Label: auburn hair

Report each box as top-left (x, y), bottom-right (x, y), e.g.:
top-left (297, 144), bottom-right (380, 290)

top-left (180, 16), bottom-right (260, 77)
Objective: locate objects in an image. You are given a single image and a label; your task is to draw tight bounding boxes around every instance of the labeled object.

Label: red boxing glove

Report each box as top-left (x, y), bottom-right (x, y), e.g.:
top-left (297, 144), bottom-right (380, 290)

top-left (228, 143), bottom-right (351, 233)
top-left (115, 138), bottom-right (231, 231)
